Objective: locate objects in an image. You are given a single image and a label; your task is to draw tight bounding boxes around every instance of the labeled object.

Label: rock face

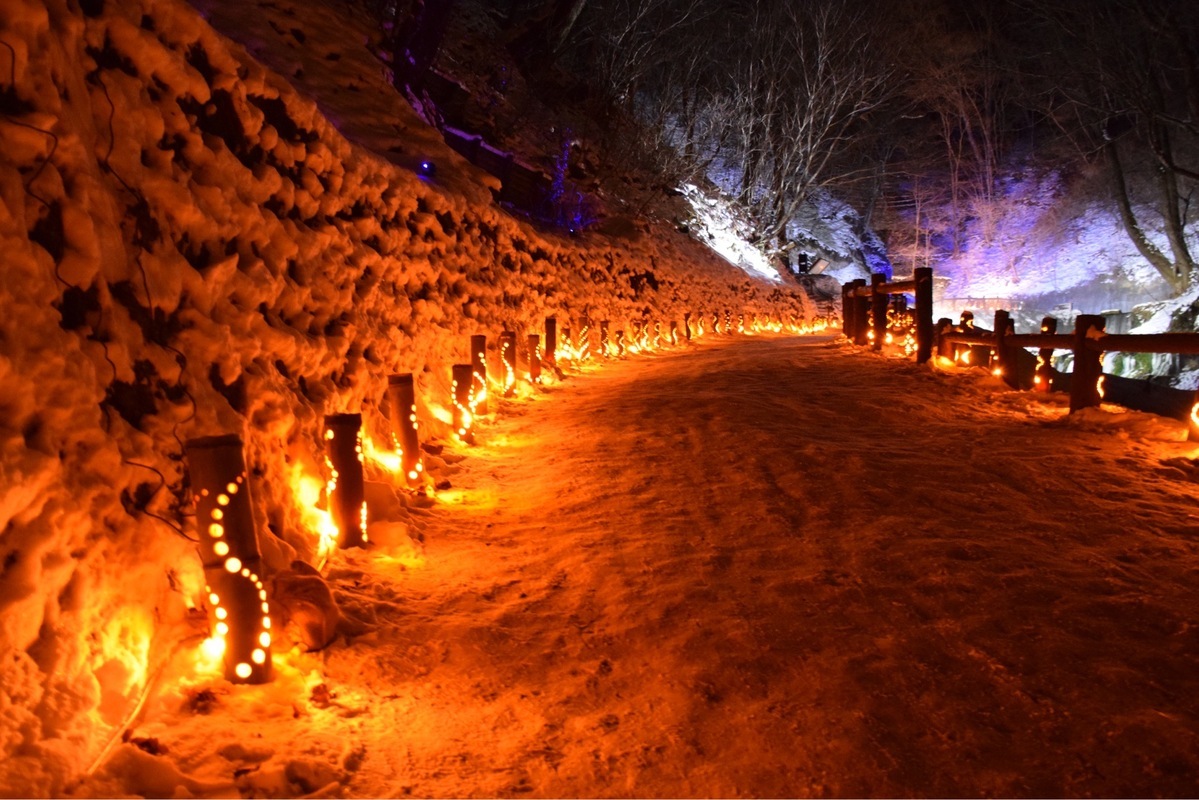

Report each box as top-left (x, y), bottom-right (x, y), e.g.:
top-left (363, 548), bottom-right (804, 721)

top-left (0, 0), bottom-right (811, 791)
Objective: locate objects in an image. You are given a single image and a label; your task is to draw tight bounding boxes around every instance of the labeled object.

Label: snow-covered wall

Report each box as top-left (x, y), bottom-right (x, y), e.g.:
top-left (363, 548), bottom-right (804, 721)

top-left (0, 0), bottom-right (811, 791)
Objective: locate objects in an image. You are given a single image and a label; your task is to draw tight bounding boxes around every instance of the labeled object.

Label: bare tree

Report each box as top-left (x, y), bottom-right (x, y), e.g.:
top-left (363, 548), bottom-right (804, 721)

top-left (718, 1), bottom-right (896, 257)
top-left (1024, 0), bottom-right (1197, 293)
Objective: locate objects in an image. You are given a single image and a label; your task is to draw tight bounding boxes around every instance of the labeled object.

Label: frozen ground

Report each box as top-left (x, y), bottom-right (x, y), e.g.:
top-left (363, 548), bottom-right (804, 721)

top-left (79, 334), bottom-right (1199, 798)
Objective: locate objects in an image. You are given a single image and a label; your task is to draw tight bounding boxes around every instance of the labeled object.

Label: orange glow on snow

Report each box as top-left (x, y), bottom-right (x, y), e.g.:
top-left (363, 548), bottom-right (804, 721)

top-left (289, 464), bottom-right (339, 561)
top-left (362, 435), bottom-right (403, 475)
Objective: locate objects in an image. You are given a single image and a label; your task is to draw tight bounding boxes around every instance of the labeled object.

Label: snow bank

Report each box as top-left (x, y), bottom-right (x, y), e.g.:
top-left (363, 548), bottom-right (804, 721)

top-left (0, 0), bottom-right (812, 792)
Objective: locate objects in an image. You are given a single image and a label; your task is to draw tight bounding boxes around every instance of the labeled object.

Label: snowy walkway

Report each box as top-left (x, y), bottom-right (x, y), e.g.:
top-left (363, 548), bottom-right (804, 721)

top-left (133, 336), bottom-right (1199, 798)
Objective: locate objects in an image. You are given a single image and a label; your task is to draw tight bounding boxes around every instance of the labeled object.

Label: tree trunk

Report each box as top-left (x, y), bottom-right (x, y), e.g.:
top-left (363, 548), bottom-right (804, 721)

top-left (1106, 138), bottom-right (1186, 293)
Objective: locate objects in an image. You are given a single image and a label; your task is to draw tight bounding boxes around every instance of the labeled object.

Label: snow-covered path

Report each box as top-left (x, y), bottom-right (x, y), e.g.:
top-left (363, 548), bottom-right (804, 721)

top-left (119, 336), bottom-right (1199, 798)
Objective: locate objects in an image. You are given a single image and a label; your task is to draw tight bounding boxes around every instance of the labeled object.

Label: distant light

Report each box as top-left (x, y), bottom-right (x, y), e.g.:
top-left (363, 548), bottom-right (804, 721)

top-left (419, 160), bottom-right (436, 177)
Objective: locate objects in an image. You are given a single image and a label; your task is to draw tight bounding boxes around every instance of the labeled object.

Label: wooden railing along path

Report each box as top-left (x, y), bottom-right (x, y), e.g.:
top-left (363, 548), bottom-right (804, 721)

top-left (842, 271), bottom-right (1199, 435)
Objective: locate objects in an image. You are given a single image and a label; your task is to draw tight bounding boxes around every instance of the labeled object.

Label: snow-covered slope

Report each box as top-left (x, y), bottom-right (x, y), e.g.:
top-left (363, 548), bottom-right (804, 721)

top-left (918, 165), bottom-right (1183, 325)
top-left (0, 0), bottom-right (811, 792)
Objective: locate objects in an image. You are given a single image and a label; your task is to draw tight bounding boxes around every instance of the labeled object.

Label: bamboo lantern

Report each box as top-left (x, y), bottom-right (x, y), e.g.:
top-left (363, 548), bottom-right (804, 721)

top-left (386, 373), bottom-right (424, 486)
top-left (684, 313), bottom-right (692, 341)
top-left (615, 329), bottom-right (626, 356)
top-left (670, 320), bottom-right (679, 346)
top-left (527, 334), bottom-right (542, 384)
top-left (323, 413), bottom-right (367, 549)
top-left (599, 320), bottom-right (610, 358)
top-left (185, 434), bottom-right (273, 684)
top-left (724, 310), bottom-right (732, 334)
top-left (578, 319), bottom-right (591, 361)
top-left (451, 363), bottom-right (475, 444)
top-left (738, 313), bottom-right (746, 334)
top-left (653, 320), bottom-right (663, 349)
top-left (499, 331), bottom-right (517, 396)
top-left (470, 334), bottom-right (488, 414)
top-left (545, 317), bottom-right (557, 366)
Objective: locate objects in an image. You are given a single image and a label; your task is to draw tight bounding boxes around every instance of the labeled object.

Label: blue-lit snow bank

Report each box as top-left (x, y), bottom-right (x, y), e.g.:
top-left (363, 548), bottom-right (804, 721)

top-left (928, 167), bottom-right (1182, 325)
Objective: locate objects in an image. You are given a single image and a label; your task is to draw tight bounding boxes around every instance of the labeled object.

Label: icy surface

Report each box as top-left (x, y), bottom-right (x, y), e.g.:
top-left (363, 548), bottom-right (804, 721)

top-left (73, 335), bottom-right (1199, 798)
top-left (681, 184), bottom-right (782, 283)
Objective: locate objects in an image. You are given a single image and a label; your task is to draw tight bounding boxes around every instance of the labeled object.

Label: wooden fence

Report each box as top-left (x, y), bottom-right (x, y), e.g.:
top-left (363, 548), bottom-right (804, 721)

top-left (843, 272), bottom-right (1199, 436)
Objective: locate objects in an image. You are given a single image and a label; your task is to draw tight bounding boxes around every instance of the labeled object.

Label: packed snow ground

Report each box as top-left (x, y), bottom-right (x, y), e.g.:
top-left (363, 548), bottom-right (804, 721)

top-left (78, 334), bottom-right (1199, 798)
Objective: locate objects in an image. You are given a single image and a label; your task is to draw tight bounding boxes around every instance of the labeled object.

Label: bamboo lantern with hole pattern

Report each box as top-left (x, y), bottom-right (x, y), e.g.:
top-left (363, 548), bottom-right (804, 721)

top-left (725, 310), bottom-right (732, 333)
top-left (499, 331), bottom-right (517, 396)
top-left (654, 320), bottom-right (663, 348)
top-left (451, 364), bottom-right (475, 444)
top-left (527, 334), bottom-right (542, 384)
top-left (578, 319), bottom-right (591, 361)
top-left (599, 320), bottom-right (610, 357)
top-left (386, 374), bottom-right (424, 486)
top-left (684, 313), bottom-right (692, 341)
top-left (545, 317), bottom-right (557, 366)
top-left (470, 334), bottom-right (488, 414)
top-left (616, 329), bottom-right (626, 356)
top-left (670, 320), bottom-right (679, 346)
top-left (323, 413), bottom-right (367, 549)
top-left (185, 434), bottom-right (273, 684)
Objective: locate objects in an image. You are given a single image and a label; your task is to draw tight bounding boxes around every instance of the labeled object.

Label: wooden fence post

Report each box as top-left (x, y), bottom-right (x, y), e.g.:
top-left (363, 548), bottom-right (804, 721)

top-left (1070, 314), bottom-right (1106, 412)
top-left (324, 413), bottom-right (367, 549)
top-left (841, 283), bottom-right (853, 338)
top-left (386, 373), bottom-right (424, 485)
top-left (1035, 317), bottom-right (1057, 392)
top-left (870, 273), bottom-right (887, 352)
top-left (185, 434), bottom-right (273, 684)
top-left (915, 267), bottom-right (933, 363)
top-left (545, 317), bottom-right (557, 367)
top-left (935, 318), bottom-right (954, 359)
top-left (993, 309), bottom-right (1012, 384)
top-left (851, 279), bottom-right (870, 345)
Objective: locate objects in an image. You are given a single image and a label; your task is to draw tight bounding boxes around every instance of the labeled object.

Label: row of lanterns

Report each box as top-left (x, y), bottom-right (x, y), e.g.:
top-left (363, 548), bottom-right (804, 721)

top-left (183, 309), bottom-right (829, 683)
